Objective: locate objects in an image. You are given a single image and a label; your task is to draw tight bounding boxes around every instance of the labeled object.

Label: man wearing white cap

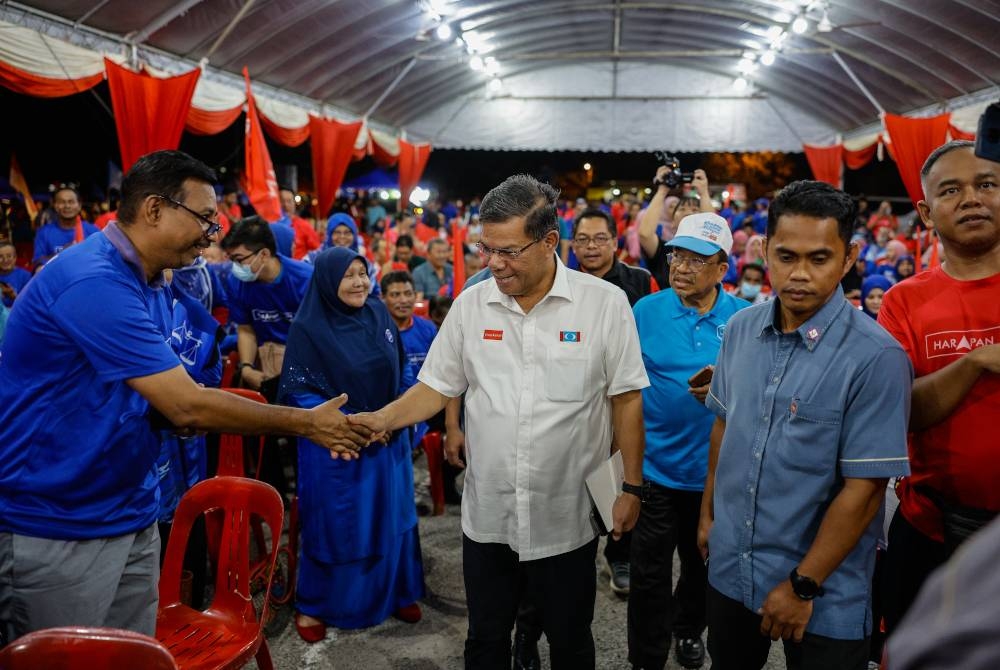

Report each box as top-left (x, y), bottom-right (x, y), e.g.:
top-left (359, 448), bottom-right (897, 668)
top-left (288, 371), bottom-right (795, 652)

top-left (628, 213), bottom-right (751, 669)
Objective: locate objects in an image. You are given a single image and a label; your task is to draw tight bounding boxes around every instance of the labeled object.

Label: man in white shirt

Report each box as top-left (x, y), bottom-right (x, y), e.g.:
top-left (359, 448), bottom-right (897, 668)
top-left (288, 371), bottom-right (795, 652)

top-left (351, 174), bottom-right (649, 670)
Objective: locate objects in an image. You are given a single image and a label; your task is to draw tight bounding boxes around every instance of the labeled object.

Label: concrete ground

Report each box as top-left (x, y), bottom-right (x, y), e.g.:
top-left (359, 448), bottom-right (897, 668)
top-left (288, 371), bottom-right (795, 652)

top-left (259, 505), bottom-right (786, 670)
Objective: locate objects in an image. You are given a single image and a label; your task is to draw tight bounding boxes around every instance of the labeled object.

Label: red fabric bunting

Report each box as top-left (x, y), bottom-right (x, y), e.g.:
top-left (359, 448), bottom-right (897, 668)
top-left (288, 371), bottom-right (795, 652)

top-left (948, 123), bottom-right (976, 141)
top-left (0, 59), bottom-right (104, 97)
top-left (802, 143), bottom-right (844, 187)
top-left (260, 113), bottom-right (311, 147)
top-left (186, 105), bottom-right (243, 136)
top-left (309, 115), bottom-right (363, 218)
top-left (242, 68), bottom-right (282, 222)
top-left (883, 113), bottom-right (951, 206)
top-left (398, 140), bottom-right (432, 210)
top-left (105, 59), bottom-right (200, 173)
top-left (843, 137), bottom-right (880, 169)
top-left (452, 225), bottom-right (466, 298)
top-left (371, 139), bottom-right (399, 168)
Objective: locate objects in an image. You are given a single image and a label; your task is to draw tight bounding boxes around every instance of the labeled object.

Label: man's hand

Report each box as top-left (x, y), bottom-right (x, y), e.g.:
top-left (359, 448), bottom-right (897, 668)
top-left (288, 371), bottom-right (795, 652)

top-left (241, 367), bottom-right (265, 391)
top-left (0, 282), bottom-right (15, 302)
top-left (653, 165), bottom-right (672, 188)
top-left (697, 511), bottom-right (712, 561)
top-left (690, 168), bottom-right (710, 198)
top-left (611, 492), bottom-right (640, 540)
top-left (444, 425), bottom-right (466, 468)
top-left (759, 580), bottom-right (813, 642)
top-left (307, 394), bottom-right (372, 459)
top-left (970, 343), bottom-right (1000, 374)
top-left (347, 410), bottom-right (390, 445)
top-left (688, 382), bottom-right (711, 404)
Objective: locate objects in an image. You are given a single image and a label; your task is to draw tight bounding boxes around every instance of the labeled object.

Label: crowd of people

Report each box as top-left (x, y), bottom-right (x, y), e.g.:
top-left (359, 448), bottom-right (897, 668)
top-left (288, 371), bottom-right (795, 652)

top-left (0, 139), bottom-right (998, 670)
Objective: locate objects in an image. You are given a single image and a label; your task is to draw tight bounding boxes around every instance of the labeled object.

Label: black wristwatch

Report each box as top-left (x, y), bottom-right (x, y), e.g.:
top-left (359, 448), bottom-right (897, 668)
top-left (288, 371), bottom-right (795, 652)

top-left (621, 481), bottom-right (647, 503)
top-left (789, 568), bottom-right (825, 600)
top-left (239, 362), bottom-right (254, 371)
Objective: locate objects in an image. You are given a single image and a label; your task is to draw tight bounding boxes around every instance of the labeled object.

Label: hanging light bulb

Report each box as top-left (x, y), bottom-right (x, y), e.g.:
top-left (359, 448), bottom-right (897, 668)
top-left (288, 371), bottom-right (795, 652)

top-left (435, 23), bottom-right (452, 40)
top-left (738, 58), bottom-right (757, 74)
top-left (469, 55), bottom-right (484, 72)
top-left (765, 25), bottom-right (784, 41)
top-left (760, 50), bottom-right (776, 66)
top-left (733, 77), bottom-right (748, 91)
top-left (818, 9), bottom-right (833, 32)
top-left (484, 57), bottom-right (501, 76)
top-left (488, 77), bottom-right (503, 93)
top-left (791, 16), bottom-right (808, 34)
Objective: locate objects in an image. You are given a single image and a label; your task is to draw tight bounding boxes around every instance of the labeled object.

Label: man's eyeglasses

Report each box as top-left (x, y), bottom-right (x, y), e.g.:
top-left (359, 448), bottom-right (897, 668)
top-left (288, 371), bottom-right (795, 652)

top-left (666, 252), bottom-right (717, 271)
top-left (155, 194), bottom-right (222, 237)
top-left (475, 238), bottom-right (541, 260)
top-left (572, 234), bottom-right (614, 247)
top-left (228, 248), bottom-right (263, 265)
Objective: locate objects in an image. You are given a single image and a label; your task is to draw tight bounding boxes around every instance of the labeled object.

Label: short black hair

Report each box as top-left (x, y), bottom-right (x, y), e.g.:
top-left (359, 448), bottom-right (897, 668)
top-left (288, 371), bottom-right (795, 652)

top-left (220, 215), bottom-right (277, 255)
top-left (767, 180), bottom-right (856, 251)
top-left (118, 150), bottom-right (217, 226)
top-left (740, 263), bottom-right (766, 280)
top-left (921, 140), bottom-right (976, 181)
top-left (381, 270), bottom-right (414, 294)
top-left (480, 174), bottom-right (560, 240)
top-left (396, 234), bottom-right (414, 249)
top-left (572, 208), bottom-right (615, 237)
top-left (671, 195), bottom-right (701, 217)
top-left (427, 238), bottom-right (448, 253)
top-left (428, 295), bottom-right (453, 318)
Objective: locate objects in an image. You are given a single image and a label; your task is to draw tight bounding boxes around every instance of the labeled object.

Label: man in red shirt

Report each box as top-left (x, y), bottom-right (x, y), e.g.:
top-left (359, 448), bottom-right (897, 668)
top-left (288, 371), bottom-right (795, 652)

top-left (279, 186), bottom-right (321, 259)
top-left (878, 140), bottom-right (1000, 633)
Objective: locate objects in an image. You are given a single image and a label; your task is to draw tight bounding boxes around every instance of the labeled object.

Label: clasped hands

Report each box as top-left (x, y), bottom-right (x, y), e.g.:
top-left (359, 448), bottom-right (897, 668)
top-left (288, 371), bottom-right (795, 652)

top-left (309, 394), bottom-right (390, 460)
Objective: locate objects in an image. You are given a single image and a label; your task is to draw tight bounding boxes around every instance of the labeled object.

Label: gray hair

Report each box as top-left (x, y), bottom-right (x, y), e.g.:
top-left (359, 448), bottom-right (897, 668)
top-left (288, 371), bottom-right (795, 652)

top-left (479, 174), bottom-right (560, 240)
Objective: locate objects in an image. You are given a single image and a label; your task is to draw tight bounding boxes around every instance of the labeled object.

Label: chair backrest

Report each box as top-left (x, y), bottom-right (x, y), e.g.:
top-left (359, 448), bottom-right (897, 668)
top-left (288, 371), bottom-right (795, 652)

top-left (215, 388), bottom-right (267, 477)
top-left (159, 477), bottom-right (284, 627)
top-left (0, 626), bottom-right (178, 670)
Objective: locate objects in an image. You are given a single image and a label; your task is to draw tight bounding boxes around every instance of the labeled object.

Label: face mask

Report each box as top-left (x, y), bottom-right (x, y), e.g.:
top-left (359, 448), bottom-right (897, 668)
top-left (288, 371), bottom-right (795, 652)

top-left (231, 259), bottom-right (261, 282)
top-left (468, 223), bottom-right (483, 237)
top-left (740, 281), bottom-right (761, 299)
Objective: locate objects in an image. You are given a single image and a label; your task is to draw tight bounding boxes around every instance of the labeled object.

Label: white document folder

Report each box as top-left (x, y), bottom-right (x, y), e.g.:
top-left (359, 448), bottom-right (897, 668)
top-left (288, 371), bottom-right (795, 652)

top-left (585, 450), bottom-right (624, 535)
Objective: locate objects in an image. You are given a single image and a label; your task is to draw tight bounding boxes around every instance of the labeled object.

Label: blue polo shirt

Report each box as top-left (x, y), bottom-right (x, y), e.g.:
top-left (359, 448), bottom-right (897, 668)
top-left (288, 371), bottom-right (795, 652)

top-left (31, 220), bottom-right (100, 265)
top-left (0, 266), bottom-right (31, 306)
top-left (399, 315), bottom-right (438, 380)
top-left (226, 255), bottom-right (313, 344)
top-left (633, 287), bottom-right (749, 490)
top-left (705, 288), bottom-right (911, 639)
top-left (0, 226), bottom-right (180, 539)
top-left (270, 222), bottom-right (295, 257)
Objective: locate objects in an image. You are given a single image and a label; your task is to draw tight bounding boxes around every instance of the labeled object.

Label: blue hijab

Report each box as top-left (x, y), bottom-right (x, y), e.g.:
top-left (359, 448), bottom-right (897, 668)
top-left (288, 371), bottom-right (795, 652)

top-left (861, 275), bottom-right (893, 318)
top-left (326, 212), bottom-right (360, 252)
top-left (278, 247), bottom-right (402, 413)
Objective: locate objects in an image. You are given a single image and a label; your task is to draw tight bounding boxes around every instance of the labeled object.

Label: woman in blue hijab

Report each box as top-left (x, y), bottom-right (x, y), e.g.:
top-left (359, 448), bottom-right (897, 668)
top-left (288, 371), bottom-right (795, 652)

top-left (306, 212), bottom-right (381, 297)
top-left (861, 274), bottom-right (893, 319)
top-left (279, 247), bottom-right (424, 641)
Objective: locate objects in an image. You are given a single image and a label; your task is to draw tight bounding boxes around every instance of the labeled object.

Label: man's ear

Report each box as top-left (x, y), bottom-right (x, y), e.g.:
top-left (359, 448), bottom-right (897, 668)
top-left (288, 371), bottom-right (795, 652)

top-left (144, 195), bottom-right (164, 228)
top-left (916, 199), bottom-right (934, 231)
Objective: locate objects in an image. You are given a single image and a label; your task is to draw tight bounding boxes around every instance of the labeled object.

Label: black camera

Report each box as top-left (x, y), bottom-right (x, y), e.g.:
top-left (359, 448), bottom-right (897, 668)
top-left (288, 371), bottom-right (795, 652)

top-left (975, 102), bottom-right (1000, 163)
top-left (653, 151), bottom-right (694, 189)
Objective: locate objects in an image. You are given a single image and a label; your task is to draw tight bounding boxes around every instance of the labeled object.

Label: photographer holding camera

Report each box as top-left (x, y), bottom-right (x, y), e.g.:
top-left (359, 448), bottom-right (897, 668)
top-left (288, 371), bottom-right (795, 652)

top-left (639, 160), bottom-right (715, 289)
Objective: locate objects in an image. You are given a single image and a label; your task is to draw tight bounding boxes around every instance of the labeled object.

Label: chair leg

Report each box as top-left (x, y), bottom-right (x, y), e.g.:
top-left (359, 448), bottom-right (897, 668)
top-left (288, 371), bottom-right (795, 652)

top-left (422, 433), bottom-right (445, 516)
top-left (255, 639), bottom-right (275, 670)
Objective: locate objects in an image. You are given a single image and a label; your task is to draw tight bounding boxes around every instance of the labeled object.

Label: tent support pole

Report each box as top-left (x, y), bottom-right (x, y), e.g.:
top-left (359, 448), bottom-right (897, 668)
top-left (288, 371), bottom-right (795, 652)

top-left (832, 51), bottom-right (885, 115)
top-left (364, 58), bottom-right (417, 119)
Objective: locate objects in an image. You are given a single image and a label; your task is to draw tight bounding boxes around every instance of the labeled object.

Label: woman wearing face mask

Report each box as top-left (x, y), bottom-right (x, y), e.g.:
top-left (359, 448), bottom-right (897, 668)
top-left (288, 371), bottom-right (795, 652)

top-left (279, 247), bottom-right (424, 642)
top-left (894, 254), bottom-right (916, 282)
top-left (861, 275), bottom-right (893, 319)
top-left (733, 263), bottom-right (770, 304)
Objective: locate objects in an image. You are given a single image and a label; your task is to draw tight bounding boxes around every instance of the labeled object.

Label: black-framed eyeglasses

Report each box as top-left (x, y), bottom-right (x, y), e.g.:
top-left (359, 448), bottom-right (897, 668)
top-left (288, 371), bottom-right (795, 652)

top-left (228, 248), bottom-right (263, 265)
top-left (155, 194), bottom-right (222, 237)
top-left (666, 252), bottom-right (716, 271)
top-left (572, 233), bottom-right (614, 247)
top-left (475, 238), bottom-right (541, 260)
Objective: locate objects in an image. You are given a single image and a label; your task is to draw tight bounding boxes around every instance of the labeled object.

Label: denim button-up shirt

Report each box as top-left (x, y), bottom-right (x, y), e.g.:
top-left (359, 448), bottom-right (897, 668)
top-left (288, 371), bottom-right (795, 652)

top-left (705, 287), bottom-right (911, 640)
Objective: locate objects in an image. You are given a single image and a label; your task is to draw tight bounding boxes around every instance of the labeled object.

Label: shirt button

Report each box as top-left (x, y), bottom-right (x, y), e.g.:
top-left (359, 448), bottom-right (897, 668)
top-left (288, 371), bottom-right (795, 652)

top-left (745, 520), bottom-right (751, 527)
top-left (696, 342), bottom-right (702, 347)
top-left (696, 326), bottom-right (700, 330)
top-left (772, 376), bottom-right (780, 383)
top-left (762, 414), bottom-right (769, 422)
top-left (749, 486), bottom-right (755, 494)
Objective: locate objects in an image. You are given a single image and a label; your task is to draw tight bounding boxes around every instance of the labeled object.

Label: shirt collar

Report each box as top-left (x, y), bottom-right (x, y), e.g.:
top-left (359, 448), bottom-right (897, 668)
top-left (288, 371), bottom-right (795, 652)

top-left (668, 284), bottom-right (725, 320)
top-left (102, 222), bottom-right (166, 289)
top-left (757, 285), bottom-right (847, 351)
top-left (486, 253), bottom-right (571, 311)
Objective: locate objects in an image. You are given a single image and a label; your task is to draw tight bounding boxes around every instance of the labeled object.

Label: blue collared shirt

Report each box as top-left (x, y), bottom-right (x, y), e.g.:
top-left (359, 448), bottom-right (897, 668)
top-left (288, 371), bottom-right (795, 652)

top-left (705, 287), bottom-right (911, 640)
top-left (634, 287), bottom-right (750, 490)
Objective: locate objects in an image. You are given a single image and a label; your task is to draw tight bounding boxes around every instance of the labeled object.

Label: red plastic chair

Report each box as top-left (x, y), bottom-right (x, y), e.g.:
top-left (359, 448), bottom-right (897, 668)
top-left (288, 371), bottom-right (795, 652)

top-left (0, 626), bottom-right (178, 669)
top-left (219, 351), bottom-right (239, 390)
top-left (420, 431), bottom-right (445, 516)
top-left (156, 477), bottom-right (284, 670)
top-left (414, 300), bottom-right (429, 318)
top-left (215, 388), bottom-right (268, 478)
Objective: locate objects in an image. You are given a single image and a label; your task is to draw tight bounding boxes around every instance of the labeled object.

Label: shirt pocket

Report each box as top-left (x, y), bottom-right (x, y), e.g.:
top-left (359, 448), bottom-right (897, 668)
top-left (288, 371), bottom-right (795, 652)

top-left (774, 399), bottom-right (842, 475)
top-left (546, 348), bottom-right (590, 402)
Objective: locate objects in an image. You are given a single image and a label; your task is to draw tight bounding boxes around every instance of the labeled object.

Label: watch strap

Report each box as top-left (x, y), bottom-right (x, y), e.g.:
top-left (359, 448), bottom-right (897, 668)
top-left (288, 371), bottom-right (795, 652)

top-left (621, 481), bottom-right (646, 503)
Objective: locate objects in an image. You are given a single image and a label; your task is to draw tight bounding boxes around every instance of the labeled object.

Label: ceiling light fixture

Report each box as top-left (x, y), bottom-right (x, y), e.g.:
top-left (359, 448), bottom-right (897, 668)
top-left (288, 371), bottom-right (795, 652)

top-left (733, 77), bottom-right (748, 91)
top-left (487, 77), bottom-right (503, 93)
top-left (760, 50), bottom-right (776, 66)
top-left (791, 16), bottom-right (808, 33)
top-left (817, 9), bottom-right (833, 32)
top-left (435, 23), bottom-right (452, 40)
top-left (469, 55), bottom-right (484, 72)
top-left (484, 57), bottom-right (500, 76)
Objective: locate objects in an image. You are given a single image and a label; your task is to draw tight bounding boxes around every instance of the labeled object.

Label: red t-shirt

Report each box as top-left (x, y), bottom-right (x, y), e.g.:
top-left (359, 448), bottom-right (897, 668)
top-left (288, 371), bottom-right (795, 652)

top-left (878, 267), bottom-right (1000, 542)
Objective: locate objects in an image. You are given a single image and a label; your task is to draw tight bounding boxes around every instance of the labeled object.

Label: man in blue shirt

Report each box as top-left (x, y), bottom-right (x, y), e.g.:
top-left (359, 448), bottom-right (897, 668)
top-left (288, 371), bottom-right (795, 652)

top-left (698, 181), bottom-right (912, 670)
top-left (219, 217), bottom-right (313, 397)
top-left (0, 150), bottom-right (372, 644)
top-left (0, 242), bottom-right (31, 307)
top-left (31, 186), bottom-right (100, 269)
top-left (630, 213), bottom-right (750, 670)
top-left (412, 238), bottom-right (453, 299)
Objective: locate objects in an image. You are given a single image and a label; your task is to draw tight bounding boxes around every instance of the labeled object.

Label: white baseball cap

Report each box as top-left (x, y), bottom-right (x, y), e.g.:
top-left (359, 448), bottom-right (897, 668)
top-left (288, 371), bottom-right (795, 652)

top-left (668, 213), bottom-right (733, 256)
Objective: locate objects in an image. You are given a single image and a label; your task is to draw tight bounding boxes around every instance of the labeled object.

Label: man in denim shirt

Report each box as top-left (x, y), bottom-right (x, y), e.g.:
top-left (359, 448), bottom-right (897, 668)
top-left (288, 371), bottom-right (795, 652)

top-left (697, 181), bottom-right (912, 670)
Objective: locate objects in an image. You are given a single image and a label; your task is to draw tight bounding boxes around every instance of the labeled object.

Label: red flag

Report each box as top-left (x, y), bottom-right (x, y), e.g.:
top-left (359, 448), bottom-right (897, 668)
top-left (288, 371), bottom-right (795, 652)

top-left (309, 115), bottom-right (363, 219)
top-left (452, 225), bottom-right (466, 298)
top-left (8, 153), bottom-right (38, 221)
top-left (242, 68), bottom-right (282, 222)
top-left (398, 140), bottom-right (432, 210)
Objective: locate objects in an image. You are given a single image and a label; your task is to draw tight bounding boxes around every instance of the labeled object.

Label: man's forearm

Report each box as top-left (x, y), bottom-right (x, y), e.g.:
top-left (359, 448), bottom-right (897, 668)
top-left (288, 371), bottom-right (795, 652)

top-left (910, 354), bottom-right (982, 431)
top-left (445, 395), bottom-right (462, 429)
top-left (180, 384), bottom-right (315, 436)
top-left (236, 325), bottom-right (258, 366)
top-left (639, 186), bottom-right (668, 258)
top-left (611, 390), bottom-right (645, 485)
top-left (379, 381), bottom-right (451, 432)
top-left (702, 417), bottom-right (725, 520)
top-left (797, 477), bottom-right (886, 585)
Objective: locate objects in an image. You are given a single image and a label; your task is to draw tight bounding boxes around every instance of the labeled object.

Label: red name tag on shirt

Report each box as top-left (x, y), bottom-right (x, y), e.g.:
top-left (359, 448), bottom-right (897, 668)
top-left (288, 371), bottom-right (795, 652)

top-left (483, 329), bottom-right (503, 341)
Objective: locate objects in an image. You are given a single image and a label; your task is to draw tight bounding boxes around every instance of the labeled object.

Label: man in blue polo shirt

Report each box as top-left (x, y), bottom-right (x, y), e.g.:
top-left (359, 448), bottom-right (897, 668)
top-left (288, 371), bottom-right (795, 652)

top-left (629, 213), bottom-right (749, 670)
top-left (698, 181), bottom-right (911, 670)
top-left (31, 186), bottom-right (100, 269)
top-left (0, 150), bottom-right (372, 644)
top-left (219, 216), bottom-right (313, 398)
top-left (0, 242), bottom-right (31, 307)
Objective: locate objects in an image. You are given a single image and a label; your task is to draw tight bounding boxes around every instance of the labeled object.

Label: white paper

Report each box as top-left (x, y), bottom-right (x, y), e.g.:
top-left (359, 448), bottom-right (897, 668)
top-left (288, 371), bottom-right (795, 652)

top-left (585, 450), bottom-right (624, 534)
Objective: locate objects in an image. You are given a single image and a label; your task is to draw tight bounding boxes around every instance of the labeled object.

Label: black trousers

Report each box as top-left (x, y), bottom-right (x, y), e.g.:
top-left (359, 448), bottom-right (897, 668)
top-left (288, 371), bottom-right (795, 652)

top-left (604, 529), bottom-right (632, 564)
top-left (707, 586), bottom-right (870, 670)
top-left (463, 534), bottom-right (598, 670)
top-left (628, 484), bottom-right (706, 670)
top-left (880, 510), bottom-right (947, 635)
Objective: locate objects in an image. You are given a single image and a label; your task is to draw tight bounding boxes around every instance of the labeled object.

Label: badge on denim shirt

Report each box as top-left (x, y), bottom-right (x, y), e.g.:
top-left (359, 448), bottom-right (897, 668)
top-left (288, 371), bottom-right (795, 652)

top-left (806, 327), bottom-right (820, 341)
